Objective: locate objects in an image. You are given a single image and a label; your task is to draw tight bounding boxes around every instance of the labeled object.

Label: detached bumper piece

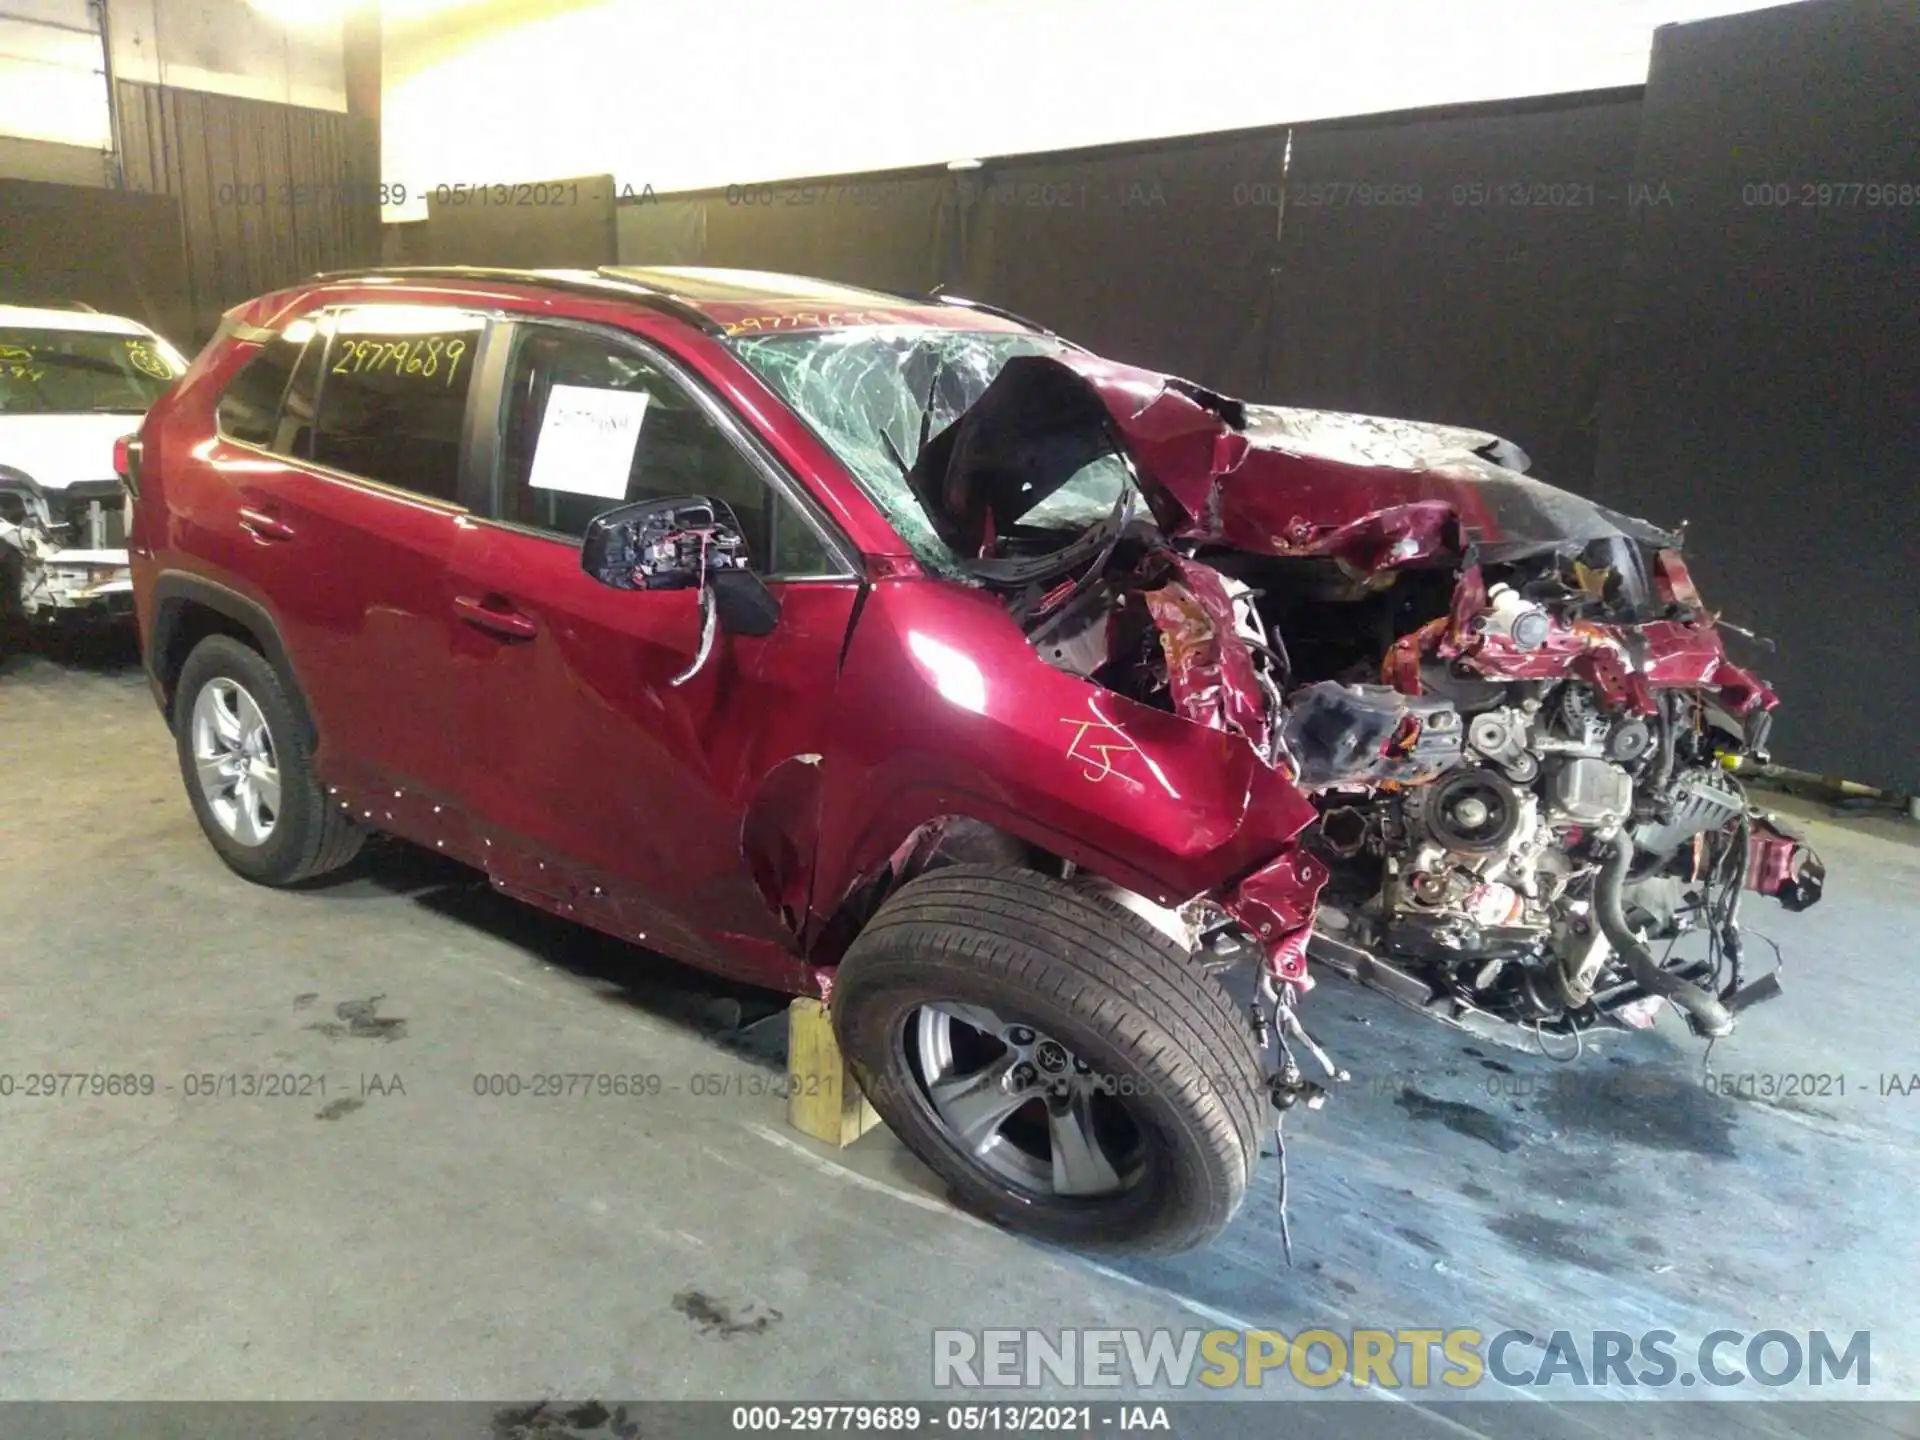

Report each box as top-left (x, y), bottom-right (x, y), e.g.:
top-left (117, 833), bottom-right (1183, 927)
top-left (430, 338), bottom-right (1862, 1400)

top-left (1745, 814), bottom-right (1825, 912)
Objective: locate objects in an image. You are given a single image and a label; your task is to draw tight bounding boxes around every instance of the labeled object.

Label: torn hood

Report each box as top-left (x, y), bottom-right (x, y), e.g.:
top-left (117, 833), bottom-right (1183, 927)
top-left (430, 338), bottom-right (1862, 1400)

top-left (908, 353), bottom-right (1675, 572)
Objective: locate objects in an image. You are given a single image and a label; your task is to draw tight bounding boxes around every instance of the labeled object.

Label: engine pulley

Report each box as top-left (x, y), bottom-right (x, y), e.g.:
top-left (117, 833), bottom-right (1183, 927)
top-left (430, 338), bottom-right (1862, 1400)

top-left (1419, 768), bottom-right (1525, 854)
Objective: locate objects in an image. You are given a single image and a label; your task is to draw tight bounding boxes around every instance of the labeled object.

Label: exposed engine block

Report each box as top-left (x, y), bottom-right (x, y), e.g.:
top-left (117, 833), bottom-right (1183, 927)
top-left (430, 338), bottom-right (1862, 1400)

top-left (1308, 674), bottom-right (1787, 1033)
top-left (1632, 766), bottom-right (1745, 860)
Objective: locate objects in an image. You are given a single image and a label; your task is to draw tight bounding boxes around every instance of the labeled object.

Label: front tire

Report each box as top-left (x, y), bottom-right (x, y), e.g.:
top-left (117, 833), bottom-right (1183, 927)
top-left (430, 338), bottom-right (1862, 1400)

top-left (173, 634), bottom-right (362, 885)
top-left (833, 865), bottom-right (1265, 1253)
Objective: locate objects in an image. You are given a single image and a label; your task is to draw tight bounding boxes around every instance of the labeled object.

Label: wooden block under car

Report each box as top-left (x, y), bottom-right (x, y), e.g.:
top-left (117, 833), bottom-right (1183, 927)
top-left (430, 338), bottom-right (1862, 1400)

top-left (786, 996), bottom-right (882, 1147)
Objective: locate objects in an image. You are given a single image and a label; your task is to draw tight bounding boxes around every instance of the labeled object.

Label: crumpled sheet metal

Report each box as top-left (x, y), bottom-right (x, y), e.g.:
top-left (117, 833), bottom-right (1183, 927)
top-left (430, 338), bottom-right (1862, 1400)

top-left (1127, 550), bottom-right (1328, 979)
top-left (1028, 355), bottom-right (1676, 572)
top-left (1141, 555), bottom-right (1271, 755)
top-left (1222, 847), bottom-right (1330, 987)
top-left (1745, 814), bottom-right (1825, 910)
top-left (1238, 403), bottom-right (1532, 474)
top-left (1382, 564), bottom-right (1779, 717)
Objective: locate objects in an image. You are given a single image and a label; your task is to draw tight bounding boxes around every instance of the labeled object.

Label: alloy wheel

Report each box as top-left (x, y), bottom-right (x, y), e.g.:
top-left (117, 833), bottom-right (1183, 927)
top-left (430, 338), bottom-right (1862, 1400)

top-left (189, 677), bottom-right (281, 847)
top-left (909, 1002), bottom-right (1146, 1198)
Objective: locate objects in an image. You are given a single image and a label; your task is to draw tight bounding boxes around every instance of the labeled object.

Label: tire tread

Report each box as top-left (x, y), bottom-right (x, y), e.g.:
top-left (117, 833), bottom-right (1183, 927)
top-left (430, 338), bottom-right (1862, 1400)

top-left (173, 634), bottom-right (363, 885)
top-left (835, 865), bottom-right (1266, 1252)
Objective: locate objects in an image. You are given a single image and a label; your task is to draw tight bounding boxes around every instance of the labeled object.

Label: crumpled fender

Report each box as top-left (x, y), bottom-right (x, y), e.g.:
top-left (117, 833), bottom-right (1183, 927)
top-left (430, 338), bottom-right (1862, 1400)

top-left (1141, 553), bottom-right (1271, 755)
top-left (1381, 560), bottom-right (1778, 717)
top-left (810, 575), bottom-right (1325, 970)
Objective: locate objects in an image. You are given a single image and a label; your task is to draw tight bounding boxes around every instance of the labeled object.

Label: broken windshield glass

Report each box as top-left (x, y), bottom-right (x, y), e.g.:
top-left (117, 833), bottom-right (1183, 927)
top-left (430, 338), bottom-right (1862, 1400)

top-left (729, 328), bottom-right (1131, 576)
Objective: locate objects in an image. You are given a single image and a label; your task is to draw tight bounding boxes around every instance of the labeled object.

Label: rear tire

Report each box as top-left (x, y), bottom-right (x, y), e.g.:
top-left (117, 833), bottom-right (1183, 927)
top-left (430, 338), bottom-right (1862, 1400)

top-left (833, 865), bottom-right (1265, 1253)
top-left (173, 634), bottom-right (362, 885)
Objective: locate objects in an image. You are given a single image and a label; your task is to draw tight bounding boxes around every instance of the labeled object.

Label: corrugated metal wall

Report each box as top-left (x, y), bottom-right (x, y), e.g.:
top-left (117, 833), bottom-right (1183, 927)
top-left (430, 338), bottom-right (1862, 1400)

top-left (116, 80), bottom-right (379, 344)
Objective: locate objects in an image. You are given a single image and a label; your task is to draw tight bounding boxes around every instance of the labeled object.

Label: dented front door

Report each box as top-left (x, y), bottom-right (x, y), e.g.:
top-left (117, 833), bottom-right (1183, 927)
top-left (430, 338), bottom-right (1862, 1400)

top-left (447, 319), bottom-right (861, 988)
top-left (449, 520), bottom-right (859, 986)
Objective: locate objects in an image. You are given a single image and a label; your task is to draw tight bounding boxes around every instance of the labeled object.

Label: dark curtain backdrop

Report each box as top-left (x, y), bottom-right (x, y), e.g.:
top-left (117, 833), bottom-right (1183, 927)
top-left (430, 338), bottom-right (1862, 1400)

top-left (423, 175), bottom-right (618, 270)
top-left (1593, 0), bottom-right (1918, 790)
top-left (0, 180), bottom-right (193, 346)
top-left (1268, 97), bottom-right (1642, 489)
top-left (602, 88), bottom-right (1640, 495)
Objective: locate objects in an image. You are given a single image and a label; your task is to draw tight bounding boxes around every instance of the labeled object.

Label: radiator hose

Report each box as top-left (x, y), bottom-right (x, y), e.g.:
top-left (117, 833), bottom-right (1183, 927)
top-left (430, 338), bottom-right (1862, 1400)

top-left (1594, 833), bottom-right (1734, 1038)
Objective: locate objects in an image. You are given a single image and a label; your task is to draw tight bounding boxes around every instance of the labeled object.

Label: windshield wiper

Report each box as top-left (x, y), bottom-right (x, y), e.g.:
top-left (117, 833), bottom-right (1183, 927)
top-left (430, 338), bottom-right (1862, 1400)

top-left (916, 349), bottom-right (944, 460)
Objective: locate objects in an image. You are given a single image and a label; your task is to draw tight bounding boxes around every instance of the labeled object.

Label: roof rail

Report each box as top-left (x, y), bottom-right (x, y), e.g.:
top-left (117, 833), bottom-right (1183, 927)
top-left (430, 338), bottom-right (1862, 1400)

top-left (303, 265), bottom-right (725, 336)
top-left (925, 287), bottom-right (1054, 337)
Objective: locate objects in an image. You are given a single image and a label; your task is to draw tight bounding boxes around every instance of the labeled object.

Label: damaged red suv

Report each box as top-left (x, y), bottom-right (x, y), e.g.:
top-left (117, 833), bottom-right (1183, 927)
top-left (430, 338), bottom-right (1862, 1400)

top-left (127, 267), bottom-right (1823, 1252)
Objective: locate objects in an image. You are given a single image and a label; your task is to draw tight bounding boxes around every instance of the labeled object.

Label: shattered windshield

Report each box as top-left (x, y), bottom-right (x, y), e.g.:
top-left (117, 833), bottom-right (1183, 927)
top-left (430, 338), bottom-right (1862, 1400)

top-left (729, 328), bottom-right (1133, 574)
top-left (0, 328), bottom-right (185, 415)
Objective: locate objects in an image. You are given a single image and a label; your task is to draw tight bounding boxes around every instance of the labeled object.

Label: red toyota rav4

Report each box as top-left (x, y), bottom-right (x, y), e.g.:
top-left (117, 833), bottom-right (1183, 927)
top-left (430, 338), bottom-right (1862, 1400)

top-left (128, 266), bottom-right (1819, 1253)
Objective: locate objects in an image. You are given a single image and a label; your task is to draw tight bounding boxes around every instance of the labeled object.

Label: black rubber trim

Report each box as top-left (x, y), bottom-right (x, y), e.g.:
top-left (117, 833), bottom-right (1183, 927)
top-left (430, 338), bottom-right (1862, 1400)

top-left (928, 290), bottom-right (1056, 337)
top-left (146, 571), bottom-right (317, 746)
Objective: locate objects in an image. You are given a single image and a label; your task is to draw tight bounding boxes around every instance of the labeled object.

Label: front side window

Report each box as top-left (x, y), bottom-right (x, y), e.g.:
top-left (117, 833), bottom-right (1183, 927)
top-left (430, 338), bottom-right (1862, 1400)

top-left (0, 327), bottom-right (186, 416)
top-left (309, 306), bottom-right (484, 503)
top-left (497, 327), bottom-right (837, 577)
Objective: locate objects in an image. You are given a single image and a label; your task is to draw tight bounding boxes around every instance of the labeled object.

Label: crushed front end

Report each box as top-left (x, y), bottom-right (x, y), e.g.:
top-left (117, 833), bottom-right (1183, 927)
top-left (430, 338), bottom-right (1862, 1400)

top-left (891, 351), bottom-right (1822, 1058)
top-left (0, 465), bottom-right (136, 623)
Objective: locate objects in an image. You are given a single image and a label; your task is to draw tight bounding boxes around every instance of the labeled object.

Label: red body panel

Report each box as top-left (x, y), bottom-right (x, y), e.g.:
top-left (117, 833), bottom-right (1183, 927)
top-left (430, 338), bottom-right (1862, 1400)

top-left (131, 269), bottom-right (1781, 1001)
top-left (132, 275), bottom-right (1331, 995)
top-left (808, 577), bottom-right (1320, 928)
top-left (445, 516), bottom-right (860, 987)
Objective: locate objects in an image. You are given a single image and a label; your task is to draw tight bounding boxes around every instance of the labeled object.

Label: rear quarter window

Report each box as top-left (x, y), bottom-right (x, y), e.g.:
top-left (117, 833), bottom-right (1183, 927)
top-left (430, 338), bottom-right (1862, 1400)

top-left (215, 333), bottom-right (306, 446)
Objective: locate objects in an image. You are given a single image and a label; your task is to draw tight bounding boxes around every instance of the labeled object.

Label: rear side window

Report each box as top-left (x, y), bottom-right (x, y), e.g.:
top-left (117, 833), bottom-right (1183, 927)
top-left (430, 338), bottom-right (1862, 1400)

top-left (309, 306), bottom-right (484, 503)
top-left (214, 331), bottom-right (306, 446)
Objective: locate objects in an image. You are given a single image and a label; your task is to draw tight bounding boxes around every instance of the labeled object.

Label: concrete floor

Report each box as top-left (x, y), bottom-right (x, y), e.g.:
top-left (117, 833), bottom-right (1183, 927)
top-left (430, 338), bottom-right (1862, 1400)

top-left (2, 631), bottom-right (1916, 1438)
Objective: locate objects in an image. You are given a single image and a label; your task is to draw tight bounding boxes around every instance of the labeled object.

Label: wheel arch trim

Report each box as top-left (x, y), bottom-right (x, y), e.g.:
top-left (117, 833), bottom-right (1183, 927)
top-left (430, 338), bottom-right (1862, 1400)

top-left (147, 572), bottom-right (318, 748)
top-left (808, 799), bottom-right (1209, 966)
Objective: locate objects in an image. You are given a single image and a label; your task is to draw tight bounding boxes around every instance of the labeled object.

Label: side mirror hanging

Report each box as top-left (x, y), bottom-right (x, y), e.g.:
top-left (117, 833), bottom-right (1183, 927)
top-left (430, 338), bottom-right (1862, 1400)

top-left (580, 495), bottom-right (783, 685)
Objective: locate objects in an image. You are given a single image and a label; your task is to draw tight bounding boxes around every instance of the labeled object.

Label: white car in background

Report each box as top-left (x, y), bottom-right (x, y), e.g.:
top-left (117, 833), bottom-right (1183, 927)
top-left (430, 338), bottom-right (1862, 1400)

top-left (0, 303), bottom-right (188, 631)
